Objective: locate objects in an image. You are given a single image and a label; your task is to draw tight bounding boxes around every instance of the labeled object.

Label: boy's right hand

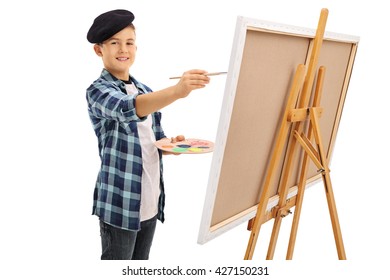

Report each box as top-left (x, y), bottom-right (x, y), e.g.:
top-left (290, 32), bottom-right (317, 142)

top-left (174, 69), bottom-right (210, 98)
top-left (135, 69), bottom-right (210, 118)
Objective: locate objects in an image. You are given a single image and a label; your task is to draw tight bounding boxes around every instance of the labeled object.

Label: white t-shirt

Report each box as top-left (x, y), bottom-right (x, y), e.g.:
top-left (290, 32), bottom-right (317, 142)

top-left (125, 83), bottom-right (161, 222)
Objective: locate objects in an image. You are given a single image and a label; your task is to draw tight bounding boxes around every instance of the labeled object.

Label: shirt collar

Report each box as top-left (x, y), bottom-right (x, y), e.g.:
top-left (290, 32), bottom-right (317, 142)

top-left (100, 69), bottom-right (147, 94)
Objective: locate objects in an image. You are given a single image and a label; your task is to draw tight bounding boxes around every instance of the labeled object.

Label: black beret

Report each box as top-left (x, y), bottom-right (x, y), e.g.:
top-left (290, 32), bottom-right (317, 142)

top-left (87, 9), bottom-right (135, 43)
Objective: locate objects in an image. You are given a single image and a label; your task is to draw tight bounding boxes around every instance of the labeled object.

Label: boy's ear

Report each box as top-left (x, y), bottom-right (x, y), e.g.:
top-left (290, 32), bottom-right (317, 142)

top-left (93, 44), bottom-right (103, 57)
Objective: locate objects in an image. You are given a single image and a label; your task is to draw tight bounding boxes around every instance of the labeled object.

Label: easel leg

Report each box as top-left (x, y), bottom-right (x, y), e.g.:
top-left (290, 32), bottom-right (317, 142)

top-left (266, 213), bottom-right (283, 259)
top-left (267, 10), bottom-right (328, 259)
top-left (322, 170), bottom-right (346, 259)
top-left (286, 156), bottom-right (309, 259)
top-left (266, 131), bottom-right (300, 259)
top-left (310, 108), bottom-right (346, 259)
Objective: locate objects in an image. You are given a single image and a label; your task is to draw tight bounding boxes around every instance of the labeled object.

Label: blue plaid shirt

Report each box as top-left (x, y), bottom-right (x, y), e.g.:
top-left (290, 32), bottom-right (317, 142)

top-left (86, 69), bottom-right (166, 231)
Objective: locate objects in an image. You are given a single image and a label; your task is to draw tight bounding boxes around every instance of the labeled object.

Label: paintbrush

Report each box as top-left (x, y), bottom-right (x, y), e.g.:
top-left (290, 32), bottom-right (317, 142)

top-left (169, 71), bottom-right (227, 79)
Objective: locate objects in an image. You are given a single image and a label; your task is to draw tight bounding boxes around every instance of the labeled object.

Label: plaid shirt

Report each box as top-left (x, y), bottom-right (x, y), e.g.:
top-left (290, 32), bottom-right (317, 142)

top-left (86, 69), bottom-right (166, 231)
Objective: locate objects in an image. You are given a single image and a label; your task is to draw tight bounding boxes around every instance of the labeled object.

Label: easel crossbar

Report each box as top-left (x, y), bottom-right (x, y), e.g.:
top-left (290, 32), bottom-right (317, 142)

top-left (293, 131), bottom-right (323, 170)
top-left (288, 107), bottom-right (323, 122)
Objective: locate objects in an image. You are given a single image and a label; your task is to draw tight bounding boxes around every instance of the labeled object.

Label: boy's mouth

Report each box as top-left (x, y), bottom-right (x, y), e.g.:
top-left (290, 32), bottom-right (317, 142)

top-left (117, 57), bottom-right (129, 61)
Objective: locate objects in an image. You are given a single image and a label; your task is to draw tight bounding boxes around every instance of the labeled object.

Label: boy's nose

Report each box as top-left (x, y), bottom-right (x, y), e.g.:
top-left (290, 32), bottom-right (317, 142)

top-left (119, 44), bottom-right (127, 53)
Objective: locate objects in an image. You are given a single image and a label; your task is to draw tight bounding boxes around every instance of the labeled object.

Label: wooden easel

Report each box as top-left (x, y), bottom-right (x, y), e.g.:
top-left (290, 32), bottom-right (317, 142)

top-left (244, 8), bottom-right (346, 260)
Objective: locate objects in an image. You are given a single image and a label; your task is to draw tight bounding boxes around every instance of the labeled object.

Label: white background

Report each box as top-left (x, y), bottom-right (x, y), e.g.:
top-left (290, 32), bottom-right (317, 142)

top-left (1, 0), bottom-right (388, 279)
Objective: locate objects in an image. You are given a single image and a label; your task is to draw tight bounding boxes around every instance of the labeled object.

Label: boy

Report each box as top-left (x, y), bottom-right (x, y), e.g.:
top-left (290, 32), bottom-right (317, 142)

top-left (86, 9), bottom-right (210, 260)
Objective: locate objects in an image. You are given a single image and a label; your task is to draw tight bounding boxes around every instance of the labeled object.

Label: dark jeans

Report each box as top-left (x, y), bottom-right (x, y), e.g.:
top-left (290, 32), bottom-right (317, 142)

top-left (99, 215), bottom-right (157, 260)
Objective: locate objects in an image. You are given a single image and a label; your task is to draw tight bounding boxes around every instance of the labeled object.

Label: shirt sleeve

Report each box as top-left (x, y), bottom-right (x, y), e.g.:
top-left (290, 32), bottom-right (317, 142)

top-left (87, 82), bottom-right (145, 123)
top-left (152, 111), bottom-right (167, 140)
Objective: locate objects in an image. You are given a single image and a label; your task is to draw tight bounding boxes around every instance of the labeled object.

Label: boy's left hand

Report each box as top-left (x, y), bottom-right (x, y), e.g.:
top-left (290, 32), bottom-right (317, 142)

top-left (161, 135), bottom-right (185, 155)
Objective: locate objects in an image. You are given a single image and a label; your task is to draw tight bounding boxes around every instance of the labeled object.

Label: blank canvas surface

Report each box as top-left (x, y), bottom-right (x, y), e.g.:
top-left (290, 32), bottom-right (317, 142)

top-left (211, 30), bottom-right (309, 226)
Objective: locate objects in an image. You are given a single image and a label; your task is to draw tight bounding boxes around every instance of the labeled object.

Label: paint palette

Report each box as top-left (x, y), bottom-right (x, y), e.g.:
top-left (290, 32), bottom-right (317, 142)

top-left (155, 138), bottom-right (214, 154)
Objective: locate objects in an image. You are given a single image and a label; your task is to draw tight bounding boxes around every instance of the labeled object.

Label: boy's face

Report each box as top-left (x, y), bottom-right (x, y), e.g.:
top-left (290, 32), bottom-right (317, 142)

top-left (94, 26), bottom-right (136, 80)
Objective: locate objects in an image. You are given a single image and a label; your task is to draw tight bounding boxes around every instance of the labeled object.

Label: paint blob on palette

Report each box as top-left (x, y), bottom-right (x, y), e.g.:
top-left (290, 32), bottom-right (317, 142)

top-left (155, 138), bottom-right (214, 154)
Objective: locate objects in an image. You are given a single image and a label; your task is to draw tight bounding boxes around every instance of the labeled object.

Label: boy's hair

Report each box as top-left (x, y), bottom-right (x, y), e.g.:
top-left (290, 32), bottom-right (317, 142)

top-left (128, 23), bottom-right (136, 34)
